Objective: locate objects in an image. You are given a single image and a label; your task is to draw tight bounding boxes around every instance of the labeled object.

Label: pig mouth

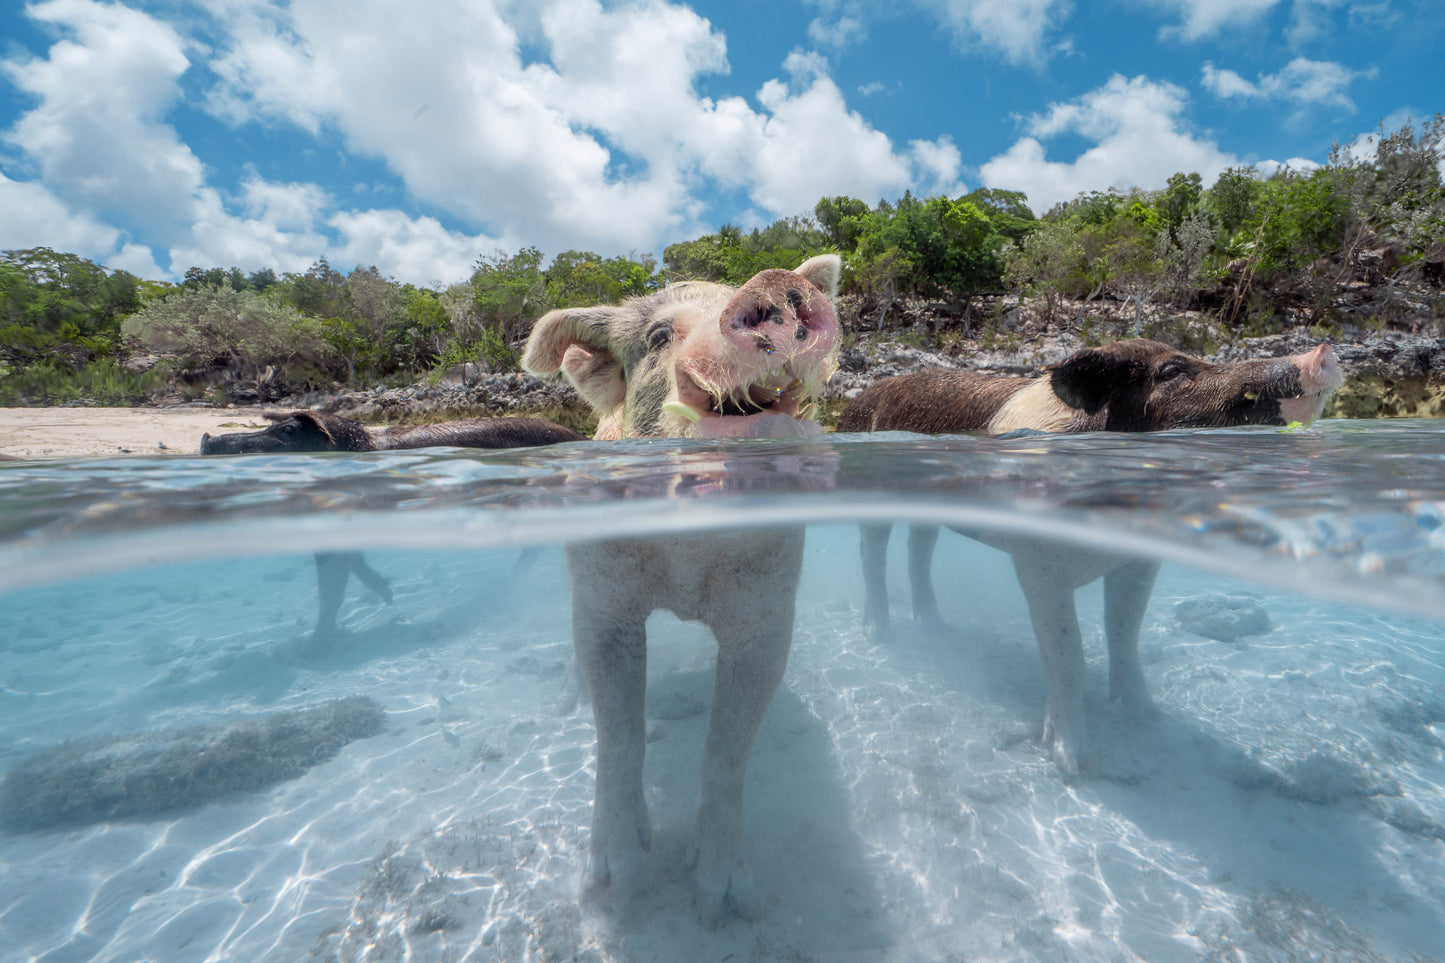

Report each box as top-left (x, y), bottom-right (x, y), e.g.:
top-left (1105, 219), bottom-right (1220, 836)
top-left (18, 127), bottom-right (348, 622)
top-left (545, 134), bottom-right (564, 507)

top-left (1261, 348), bottom-right (1345, 424)
top-left (666, 364), bottom-right (822, 437)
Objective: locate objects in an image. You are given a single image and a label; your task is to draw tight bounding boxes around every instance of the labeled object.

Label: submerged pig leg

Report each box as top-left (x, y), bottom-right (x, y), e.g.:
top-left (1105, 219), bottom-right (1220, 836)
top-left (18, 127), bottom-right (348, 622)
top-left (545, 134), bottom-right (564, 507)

top-left (1011, 544), bottom-right (1089, 775)
top-left (312, 552), bottom-right (353, 640)
top-left (859, 523), bottom-right (892, 639)
top-left (1104, 560), bottom-right (1161, 719)
top-left (907, 524), bottom-right (945, 628)
top-left (567, 542), bottom-right (652, 908)
top-left (691, 613), bottom-right (795, 926)
top-left (690, 535), bottom-right (803, 927)
top-left (348, 554), bottom-right (394, 604)
top-left (1103, 558), bottom-right (1161, 717)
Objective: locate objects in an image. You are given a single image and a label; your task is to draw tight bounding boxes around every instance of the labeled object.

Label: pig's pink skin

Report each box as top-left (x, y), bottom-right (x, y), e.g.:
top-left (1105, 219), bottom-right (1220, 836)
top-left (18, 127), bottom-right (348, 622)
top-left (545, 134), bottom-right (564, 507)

top-left (1280, 343), bottom-right (1344, 424)
top-left (671, 269), bottom-right (839, 439)
top-left (523, 255), bottom-right (841, 442)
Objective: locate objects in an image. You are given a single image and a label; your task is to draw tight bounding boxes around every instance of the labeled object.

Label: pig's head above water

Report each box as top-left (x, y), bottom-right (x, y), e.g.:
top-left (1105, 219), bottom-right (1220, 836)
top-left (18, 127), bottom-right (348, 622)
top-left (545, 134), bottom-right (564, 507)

top-left (1027, 338), bottom-right (1344, 433)
top-left (522, 255), bottom-right (841, 440)
top-left (199, 411), bottom-right (374, 454)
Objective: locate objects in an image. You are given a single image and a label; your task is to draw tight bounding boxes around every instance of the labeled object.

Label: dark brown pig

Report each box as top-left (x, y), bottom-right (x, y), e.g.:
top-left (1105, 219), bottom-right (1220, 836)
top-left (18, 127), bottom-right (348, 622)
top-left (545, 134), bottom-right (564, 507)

top-left (521, 255), bottom-right (840, 925)
top-left (200, 412), bottom-right (584, 647)
top-left (839, 338), bottom-right (1343, 774)
top-left (200, 410), bottom-right (582, 454)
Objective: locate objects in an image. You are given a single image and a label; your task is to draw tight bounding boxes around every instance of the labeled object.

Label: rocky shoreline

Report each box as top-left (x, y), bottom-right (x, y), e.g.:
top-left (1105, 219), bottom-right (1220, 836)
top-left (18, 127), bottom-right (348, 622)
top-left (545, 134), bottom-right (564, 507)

top-left (244, 324), bottom-right (1444, 432)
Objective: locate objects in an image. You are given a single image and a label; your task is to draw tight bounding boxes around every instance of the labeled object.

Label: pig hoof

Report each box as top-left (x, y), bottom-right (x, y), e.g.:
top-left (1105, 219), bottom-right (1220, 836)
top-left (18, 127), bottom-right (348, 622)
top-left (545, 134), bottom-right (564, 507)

top-left (1051, 742), bottom-right (1083, 776)
top-left (915, 611), bottom-right (950, 634)
top-left (1115, 689), bottom-right (1161, 722)
top-left (1042, 715), bottom-right (1084, 775)
top-left (583, 798), bottom-right (651, 909)
top-left (1109, 670), bottom-right (1157, 720)
top-left (689, 833), bottom-right (758, 928)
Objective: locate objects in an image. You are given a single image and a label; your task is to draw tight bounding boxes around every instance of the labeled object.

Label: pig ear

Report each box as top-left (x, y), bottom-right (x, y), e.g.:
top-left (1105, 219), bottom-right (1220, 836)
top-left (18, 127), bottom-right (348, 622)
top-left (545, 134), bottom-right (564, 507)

top-left (1048, 349), bottom-right (1126, 414)
top-left (561, 343), bottom-right (627, 416)
top-left (290, 410), bottom-right (340, 445)
top-left (522, 306), bottom-right (623, 377)
top-left (794, 254), bottom-right (842, 299)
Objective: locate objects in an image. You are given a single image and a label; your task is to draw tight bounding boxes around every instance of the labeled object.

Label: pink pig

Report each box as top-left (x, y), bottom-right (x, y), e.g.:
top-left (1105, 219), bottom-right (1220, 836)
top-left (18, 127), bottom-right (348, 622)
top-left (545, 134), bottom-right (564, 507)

top-left (522, 256), bottom-right (841, 924)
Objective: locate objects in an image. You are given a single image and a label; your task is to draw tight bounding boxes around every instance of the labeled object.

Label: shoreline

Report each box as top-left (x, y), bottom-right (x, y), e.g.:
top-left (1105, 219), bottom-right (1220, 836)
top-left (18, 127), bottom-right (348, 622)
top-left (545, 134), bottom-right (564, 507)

top-left (0, 407), bottom-right (273, 460)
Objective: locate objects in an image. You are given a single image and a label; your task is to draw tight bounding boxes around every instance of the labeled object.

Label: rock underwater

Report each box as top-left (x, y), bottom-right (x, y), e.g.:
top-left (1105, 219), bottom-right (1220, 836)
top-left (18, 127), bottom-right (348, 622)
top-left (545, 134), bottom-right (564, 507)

top-left (0, 696), bottom-right (385, 833)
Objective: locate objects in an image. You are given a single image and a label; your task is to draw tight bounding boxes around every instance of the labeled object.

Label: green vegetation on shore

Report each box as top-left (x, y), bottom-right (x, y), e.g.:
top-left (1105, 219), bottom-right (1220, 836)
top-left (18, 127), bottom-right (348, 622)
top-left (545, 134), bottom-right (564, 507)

top-left (2, 117), bottom-right (1441, 408)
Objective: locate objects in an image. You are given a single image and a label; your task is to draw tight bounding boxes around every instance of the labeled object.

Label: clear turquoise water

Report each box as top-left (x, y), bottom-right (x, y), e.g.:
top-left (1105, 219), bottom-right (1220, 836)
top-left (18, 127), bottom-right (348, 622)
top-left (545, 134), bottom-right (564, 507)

top-left (0, 420), bottom-right (1442, 962)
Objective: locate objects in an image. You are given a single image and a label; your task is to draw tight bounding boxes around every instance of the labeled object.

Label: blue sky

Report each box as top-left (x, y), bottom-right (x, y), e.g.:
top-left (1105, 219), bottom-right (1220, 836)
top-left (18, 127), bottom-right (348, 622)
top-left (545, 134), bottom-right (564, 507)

top-left (1, 0), bottom-right (1439, 287)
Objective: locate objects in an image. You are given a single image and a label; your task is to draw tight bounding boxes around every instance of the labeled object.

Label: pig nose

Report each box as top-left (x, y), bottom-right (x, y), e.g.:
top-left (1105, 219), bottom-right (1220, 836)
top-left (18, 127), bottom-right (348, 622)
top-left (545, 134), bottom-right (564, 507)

top-left (728, 295), bottom-right (833, 349)
top-left (1296, 344), bottom-right (1341, 388)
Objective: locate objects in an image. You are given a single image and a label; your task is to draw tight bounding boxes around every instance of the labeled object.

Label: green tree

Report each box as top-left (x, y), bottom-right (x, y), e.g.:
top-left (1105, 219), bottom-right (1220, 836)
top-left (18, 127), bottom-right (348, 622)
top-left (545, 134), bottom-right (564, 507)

top-left (282, 258), bottom-right (350, 319)
top-left (1005, 219), bottom-right (1086, 322)
top-left (394, 286), bottom-right (450, 370)
top-left (663, 229), bottom-right (740, 281)
top-left (851, 192), bottom-right (1006, 304)
top-left (546, 251), bottom-right (656, 307)
top-left (122, 285), bottom-right (333, 382)
top-left (1153, 172), bottom-right (1204, 232)
top-left (814, 196), bottom-right (873, 253)
top-left (1204, 166), bottom-right (1264, 238)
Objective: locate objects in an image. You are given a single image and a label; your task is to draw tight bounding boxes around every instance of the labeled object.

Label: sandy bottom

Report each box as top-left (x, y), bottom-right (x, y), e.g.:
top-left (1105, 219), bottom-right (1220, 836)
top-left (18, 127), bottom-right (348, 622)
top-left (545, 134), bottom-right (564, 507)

top-left (0, 407), bottom-right (274, 460)
top-left (1, 527), bottom-right (1443, 962)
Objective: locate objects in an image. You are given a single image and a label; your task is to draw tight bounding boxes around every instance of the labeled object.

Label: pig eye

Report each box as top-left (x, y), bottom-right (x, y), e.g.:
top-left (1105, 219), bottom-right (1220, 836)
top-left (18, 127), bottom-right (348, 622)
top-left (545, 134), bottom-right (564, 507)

top-left (645, 322), bottom-right (673, 351)
top-left (1158, 358), bottom-right (1192, 381)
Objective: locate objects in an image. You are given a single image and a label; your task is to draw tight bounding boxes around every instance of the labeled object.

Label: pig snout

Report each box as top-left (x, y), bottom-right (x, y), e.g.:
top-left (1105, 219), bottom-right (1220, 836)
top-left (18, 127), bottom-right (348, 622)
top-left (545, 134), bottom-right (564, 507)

top-left (722, 270), bottom-right (838, 363)
top-left (1292, 343), bottom-right (1344, 394)
top-left (1278, 343), bottom-right (1344, 424)
top-left (666, 270), bottom-right (839, 435)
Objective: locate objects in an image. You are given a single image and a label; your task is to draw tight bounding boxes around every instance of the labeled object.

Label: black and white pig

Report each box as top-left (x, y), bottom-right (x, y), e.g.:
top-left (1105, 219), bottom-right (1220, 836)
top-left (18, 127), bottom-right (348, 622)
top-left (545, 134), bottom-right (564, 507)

top-left (838, 338), bottom-right (1344, 773)
top-left (521, 255), bottom-right (841, 924)
top-left (200, 411), bottom-right (584, 646)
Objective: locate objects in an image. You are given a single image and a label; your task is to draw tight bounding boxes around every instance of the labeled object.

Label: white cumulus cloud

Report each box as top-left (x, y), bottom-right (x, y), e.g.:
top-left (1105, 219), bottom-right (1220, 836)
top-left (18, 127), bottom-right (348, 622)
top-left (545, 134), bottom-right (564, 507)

top-left (1202, 57), bottom-right (1373, 112)
top-left (2, 0), bottom-right (204, 238)
top-left (328, 210), bottom-right (502, 289)
top-left (203, 0), bottom-right (955, 250)
top-left (805, 0), bottom-right (1070, 63)
top-left (979, 74), bottom-right (1237, 213)
top-left (2, 0), bottom-right (1027, 282)
top-left (1144, 0), bottom-right (1283, 40)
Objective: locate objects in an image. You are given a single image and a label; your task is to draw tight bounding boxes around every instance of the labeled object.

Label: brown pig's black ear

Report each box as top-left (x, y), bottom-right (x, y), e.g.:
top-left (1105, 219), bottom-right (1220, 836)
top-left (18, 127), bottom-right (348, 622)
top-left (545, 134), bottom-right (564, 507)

top-left (1049, 349), bottom-right (1128, 414)
top-left (290, 410), bottom-right (340, 445)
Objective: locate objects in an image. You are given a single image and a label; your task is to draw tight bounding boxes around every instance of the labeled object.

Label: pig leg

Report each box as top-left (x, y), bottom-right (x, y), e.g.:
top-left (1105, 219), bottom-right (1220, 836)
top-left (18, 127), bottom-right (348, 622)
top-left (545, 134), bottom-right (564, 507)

top-left (567, 544), bottom-right (652, 909)
top-left (511, 545), bottom-right (542, 577)
top-left (690, 591), bottom-right (797, 927)
top-left (312, 552), bottom-right (352, 640)
top-left (859, 523), bottom-right (892, 639)
top-left (348, 554), bottom-right (394, 604)
top-left (1011, 545), bottom-right (1088, 775)
top-left (907, 524), bottom-right (945, 628)
top-left (1104, 560), bottom-right (1160, 719)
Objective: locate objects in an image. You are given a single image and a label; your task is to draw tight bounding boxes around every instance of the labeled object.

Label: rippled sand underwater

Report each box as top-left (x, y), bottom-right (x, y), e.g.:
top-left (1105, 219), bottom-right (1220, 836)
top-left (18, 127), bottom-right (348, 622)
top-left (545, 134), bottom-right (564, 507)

top-left (1, 425), bottom-right (1443, 961)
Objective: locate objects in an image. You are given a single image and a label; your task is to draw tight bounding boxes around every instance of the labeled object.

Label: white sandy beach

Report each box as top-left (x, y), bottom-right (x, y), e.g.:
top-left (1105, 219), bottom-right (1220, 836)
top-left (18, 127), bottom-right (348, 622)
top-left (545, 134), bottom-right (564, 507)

top-left (0, 407), bottom-right (273, 460)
